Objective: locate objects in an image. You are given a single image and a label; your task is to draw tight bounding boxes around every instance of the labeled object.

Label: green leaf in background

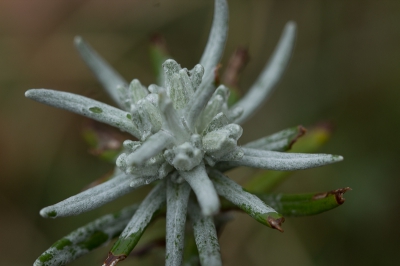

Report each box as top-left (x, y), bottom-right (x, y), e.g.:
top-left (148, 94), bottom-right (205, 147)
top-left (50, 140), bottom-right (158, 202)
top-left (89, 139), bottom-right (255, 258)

top-left (182, 232), bottom-right (200, 266)
top-left (245, 124), bottom-right (332, 193)
top-left (227, 89), bottom-right (241, 107)
top-left (149, 34), bottom-right (171, 86)
top-left (82, 120), bottom-right (127, 163)
top-left (221, 187), bottom-right (350, 218)
top-left (256, 187), bottom-right (351, 216)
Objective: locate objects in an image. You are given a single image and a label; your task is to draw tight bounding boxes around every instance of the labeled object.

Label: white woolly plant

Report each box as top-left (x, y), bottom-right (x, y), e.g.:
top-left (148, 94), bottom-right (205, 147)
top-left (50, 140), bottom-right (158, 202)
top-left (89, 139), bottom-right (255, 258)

top-left (27, 0), bottom-right (344, 265)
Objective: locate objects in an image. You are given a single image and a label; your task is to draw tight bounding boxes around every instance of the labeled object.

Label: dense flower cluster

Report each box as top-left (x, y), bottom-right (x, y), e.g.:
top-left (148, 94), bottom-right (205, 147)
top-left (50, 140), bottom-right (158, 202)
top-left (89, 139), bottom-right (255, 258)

top-left (27, 0), bottom-right (343, 265)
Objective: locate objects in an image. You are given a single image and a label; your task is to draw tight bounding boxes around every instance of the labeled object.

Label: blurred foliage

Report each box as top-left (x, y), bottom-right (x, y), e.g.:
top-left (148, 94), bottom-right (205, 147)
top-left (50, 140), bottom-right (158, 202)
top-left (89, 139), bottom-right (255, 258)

top-left (1, 0), bottom-right (400, 265)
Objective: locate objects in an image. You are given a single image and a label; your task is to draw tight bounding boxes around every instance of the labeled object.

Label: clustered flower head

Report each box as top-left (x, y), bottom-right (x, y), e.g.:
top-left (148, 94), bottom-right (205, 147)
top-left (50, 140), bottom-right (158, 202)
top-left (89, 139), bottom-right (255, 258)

top-left (26, 0), bottom-right (344, 265)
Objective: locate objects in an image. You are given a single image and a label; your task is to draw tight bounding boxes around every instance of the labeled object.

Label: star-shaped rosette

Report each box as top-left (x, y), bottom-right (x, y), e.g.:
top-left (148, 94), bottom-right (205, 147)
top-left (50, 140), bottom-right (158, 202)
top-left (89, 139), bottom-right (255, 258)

top-left (27, 0), bottom-right (343, 265)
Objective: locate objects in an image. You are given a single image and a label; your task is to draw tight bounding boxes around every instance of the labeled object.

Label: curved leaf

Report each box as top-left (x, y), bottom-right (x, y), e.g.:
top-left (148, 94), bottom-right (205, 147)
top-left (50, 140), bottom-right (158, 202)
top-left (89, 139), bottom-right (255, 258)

top-left (40, 174), bottom-right (135, 218)
top-left (180, 162), bottom-right (220, 216)
top-left (245, 125), bottom-right (334, 192)
top-left (34, 204), bottom-right (138, 266)
top-left (25, 89), bottom-right (141, 139)
top-left (232, 22), bottom-right (297, 124)
top-left (219, 148), bottom-right (343, 171)
top-left (74, 36), bottom-right (128, 109)
top-left (210, 170), bottom-right (284, 231)
top-left (199, 0), bottom-right (229, 79)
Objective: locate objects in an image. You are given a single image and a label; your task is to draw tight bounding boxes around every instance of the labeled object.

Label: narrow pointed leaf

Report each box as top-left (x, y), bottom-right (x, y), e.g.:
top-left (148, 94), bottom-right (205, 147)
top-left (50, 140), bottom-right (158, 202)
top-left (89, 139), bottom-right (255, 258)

top-left (185, 70), bottom-right (217, 130)
top-left (197, 86), bottom-right (227, 132)
top-left (25, 89), bottom-right (141, 138)
top-left (245, 125), bottom-right (306, 151)
top-left (256, 187), bottom-right (351, 216)
top-left (34, 204), bottom-right (138, 266)
top-left (166, 179), bottom-right (191, 266)
top-left (169, 72), bottom-right (191, 110)
top-left (129, 79), bottom-right (148, 104)
top-left (108, 181), bottom-right (166, 260)
top-left (185, 0), bottom-right (229, 130)
top-left (126, 129), bottom-right (174, 165)
top-left (179, 69), bottom-right (195, 97)
top-left (158, 91), bottom-right (189, 140)
top-left (40, 174), bottom-right (135, 218)
top-left (202, 112), bottom-right (229, 136)
top-left (179, 162), bottom-right (220, 216)
top-left (210, 170), bottom-right (284, 231)
top-left (188, 199), bottom-right (222, 266)
top-left (219, 148), bottom-right (343, 171)
top-left (232, 22), bottom-right (297, 124)
top-left (244, 125), bottom-right (333, 192)
top-left (163, 59), bottom-right (182, 95)
top-left (189, 64), bottom-right (205, 91)
top-left (74, 36), bottom-right (128, 109)
top-left (130, 98), bottom-right (162, 140)
top-left (199, 0), bottom-right (228, 79)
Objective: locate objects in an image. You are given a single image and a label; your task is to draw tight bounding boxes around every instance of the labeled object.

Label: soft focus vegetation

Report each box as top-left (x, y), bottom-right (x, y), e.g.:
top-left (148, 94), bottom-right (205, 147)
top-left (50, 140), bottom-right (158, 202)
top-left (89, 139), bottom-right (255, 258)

top-left (1, 0), bottom-right (399, 265)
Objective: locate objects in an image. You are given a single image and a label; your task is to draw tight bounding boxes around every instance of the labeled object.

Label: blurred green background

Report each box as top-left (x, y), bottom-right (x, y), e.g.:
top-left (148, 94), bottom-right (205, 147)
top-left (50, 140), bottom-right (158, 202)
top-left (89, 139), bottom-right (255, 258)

top-left (1, 0), bottom-right (399, 265)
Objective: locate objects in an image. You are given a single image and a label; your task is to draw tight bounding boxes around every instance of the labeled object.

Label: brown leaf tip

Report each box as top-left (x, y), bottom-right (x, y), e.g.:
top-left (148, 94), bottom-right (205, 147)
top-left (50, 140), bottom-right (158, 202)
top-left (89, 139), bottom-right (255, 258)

top-left (150, 33), bottom-right (167, 49)
top-left (267, 216), bottom-right (285, 233)
top-left (213, 64), bottom-right (222, 86)
top-left (330, 187), bottom-right (351, 204)
top-left (313, 187), bottom-right (352, 204)
top-left (222, 47), bottom-right (250, 87)
top-left (288, 125), bottom-right (307, 150)
top-left (314, 121), bottom-right (335, 134)
top-left (102, 252), bottom-right (127, 266)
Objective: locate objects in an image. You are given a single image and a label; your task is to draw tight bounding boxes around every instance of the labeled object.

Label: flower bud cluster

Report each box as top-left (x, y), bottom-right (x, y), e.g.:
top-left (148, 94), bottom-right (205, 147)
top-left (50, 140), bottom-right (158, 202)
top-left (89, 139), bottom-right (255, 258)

top-left (116, 59), bottom-right (244, 179)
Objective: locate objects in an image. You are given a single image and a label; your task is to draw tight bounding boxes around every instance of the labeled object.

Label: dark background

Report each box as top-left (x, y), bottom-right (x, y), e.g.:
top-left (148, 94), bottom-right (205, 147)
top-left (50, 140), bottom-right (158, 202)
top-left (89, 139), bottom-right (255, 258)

top-left (1, 0), bottom-right (399, 265)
